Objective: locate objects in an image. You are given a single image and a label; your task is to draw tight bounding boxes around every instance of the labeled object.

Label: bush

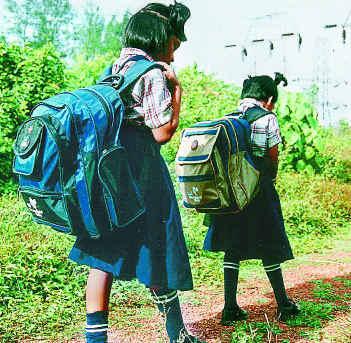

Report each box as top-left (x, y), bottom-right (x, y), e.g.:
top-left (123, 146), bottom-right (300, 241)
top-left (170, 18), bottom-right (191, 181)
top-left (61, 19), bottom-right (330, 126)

top-left (315, 122), bottom-right (351, 183)
top-left (275, 91), bottom-right (323, 174)
top-left (0, 43), bottom-right (65, 192)
top-left (65, 53), bottom-right (116, 90)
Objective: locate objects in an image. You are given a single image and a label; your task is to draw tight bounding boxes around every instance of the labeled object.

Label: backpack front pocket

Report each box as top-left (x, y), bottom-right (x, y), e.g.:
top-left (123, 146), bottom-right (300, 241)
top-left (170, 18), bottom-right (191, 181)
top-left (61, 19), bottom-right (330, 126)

top-left (13, 119), bottom-right (45, 179)
top-left (98, 145), bottom-right (145, 228)
top-left (175, 127), bottom-right (231, 210)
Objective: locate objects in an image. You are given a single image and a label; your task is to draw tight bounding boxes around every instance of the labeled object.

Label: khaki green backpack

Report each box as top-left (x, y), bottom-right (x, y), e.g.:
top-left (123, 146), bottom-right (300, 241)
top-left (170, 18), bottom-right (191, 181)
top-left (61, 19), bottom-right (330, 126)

top-left (175, 113), bottom-right (263, 214)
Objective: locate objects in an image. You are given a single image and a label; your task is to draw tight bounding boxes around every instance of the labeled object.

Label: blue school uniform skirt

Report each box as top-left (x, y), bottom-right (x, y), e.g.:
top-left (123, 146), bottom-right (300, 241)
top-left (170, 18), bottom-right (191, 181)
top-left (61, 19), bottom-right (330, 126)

top-left (69, 126), bottom-right (193, 291)
top-left (203, 159), bottom-right (294, 265)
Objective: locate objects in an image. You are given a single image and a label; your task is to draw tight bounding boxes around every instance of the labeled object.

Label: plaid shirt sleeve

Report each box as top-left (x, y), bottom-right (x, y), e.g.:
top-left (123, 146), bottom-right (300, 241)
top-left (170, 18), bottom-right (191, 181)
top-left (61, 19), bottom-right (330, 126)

top-left (266, 114), bottom-right (282, 149)
top-left (132, 68), bottom-right (173, 129)
top-left (251, 113), bottom-right (282, 157)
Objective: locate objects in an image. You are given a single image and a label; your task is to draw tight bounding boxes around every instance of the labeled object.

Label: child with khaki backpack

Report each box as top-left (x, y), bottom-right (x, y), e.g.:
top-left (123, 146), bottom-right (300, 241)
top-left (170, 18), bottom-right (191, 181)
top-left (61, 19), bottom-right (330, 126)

top-left (203, 73), bottom-right (300, 324)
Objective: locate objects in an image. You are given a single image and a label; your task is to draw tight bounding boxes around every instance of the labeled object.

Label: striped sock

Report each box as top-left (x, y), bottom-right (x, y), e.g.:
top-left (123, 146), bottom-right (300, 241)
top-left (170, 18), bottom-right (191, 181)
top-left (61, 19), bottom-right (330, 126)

top-left (223, 256), bottom-right (240, 309)
top-left (85, 311), bottom-right (108, 343)
top-left (263, 262), bottom-right (289, 307)
top-left (151, 289), bottom-right (187, 343)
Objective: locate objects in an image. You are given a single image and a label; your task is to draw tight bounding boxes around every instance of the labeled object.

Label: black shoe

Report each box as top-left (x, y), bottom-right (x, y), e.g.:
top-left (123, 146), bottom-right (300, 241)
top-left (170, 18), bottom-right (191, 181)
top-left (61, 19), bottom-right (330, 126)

top-left (221, 306), bottom-right (248, 325)
top-left (277, 299), bottom-right (300, 322)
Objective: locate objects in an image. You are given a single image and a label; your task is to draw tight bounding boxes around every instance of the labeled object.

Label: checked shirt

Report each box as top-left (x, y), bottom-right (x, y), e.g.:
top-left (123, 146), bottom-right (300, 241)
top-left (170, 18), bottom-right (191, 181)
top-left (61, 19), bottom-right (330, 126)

top-left (112, 48), bottom-right (173, 129)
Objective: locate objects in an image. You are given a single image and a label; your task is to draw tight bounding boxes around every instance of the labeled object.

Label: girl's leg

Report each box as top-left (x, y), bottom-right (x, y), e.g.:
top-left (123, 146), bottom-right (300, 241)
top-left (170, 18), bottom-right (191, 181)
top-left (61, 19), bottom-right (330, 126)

top-left (85, 268), bottom-right (113, 343)
top-left (223, 252), bottom-right (240, 309)
top-left (262, 260), bottom-right (300, 320)
top-left (150, 288), bottom-right (204, 343)
top-left (221, 252), bottom-right (247, 324)
top-left (262, 261), bottom-right (289, 307)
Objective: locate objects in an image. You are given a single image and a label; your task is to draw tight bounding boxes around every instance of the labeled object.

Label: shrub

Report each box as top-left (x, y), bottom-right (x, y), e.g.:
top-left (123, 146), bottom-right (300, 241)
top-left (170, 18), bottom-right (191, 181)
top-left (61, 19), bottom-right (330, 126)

top-left (65, 53), bottom-right (116, 90)
top-left (315, 122), bottom-right (351, 183)
top-left (0, 43), bottom-right (65, 192)
top-left (275, 91), bottom-right (323, 174)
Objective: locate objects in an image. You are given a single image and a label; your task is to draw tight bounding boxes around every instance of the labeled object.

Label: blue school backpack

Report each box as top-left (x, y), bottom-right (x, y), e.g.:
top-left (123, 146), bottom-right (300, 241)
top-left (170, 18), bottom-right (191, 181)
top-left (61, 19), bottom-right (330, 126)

top-left (175, 108), bottom-right (269, 214)
top-left (13, 57), bottom-right (159, 239)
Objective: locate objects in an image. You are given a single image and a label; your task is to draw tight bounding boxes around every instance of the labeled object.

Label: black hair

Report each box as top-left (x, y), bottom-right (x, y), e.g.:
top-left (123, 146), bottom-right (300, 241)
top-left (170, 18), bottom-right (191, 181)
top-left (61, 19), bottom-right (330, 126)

top-left (240, 72), bottom-right (288, 103)
top-left (123, 2), bottom-right (190, 57)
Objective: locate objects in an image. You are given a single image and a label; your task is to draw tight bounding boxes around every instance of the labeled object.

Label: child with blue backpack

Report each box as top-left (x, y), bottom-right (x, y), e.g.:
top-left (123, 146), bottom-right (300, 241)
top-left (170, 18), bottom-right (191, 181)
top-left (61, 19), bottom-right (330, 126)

top-left (203, 73), bottom-right (300, 324)
top-left (68, 3), bottom-right (205, 342)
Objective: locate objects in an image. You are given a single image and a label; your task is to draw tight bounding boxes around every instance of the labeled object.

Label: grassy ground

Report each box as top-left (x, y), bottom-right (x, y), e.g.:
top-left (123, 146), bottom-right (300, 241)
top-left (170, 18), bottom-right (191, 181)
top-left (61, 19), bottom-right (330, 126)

top-left (0, 168), bottom-right (350, 342)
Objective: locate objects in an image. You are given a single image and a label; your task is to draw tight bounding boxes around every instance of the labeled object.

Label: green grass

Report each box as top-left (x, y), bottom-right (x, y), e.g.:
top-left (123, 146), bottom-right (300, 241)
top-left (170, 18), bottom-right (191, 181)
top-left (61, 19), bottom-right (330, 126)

top-left (312, 280), bottom-right (341, 301)
top-left (230, 321), bottom-right (282, 343)
top-left (287, 301), bottom-right (335, 328)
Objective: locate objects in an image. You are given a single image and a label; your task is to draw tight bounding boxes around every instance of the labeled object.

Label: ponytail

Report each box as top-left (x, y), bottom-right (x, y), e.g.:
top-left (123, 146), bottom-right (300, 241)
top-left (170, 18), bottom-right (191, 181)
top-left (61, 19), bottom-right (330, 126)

top-left (274, 72), bottom-right (288, 87)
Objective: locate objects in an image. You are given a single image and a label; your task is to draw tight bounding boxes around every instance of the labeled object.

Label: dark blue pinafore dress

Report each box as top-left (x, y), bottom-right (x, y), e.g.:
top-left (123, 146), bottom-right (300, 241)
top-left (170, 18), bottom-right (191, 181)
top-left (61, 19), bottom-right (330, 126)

top-left (203, 157), bottom-right (294, 265)
top-left (69, 125), bottom-right (193, 291)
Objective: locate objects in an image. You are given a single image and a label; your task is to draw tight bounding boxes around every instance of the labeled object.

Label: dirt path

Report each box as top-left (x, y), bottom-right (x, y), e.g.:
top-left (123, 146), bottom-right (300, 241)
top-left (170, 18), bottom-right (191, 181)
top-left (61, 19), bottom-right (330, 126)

top-left (72, 250), bottom-right (351, 343)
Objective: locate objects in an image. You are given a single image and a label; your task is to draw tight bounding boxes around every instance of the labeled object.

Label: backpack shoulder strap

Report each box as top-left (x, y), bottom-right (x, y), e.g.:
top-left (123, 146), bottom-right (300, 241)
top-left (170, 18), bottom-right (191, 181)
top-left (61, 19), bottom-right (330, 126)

top-left (98, 56), bottom-right (164, 94)
top-left (117, 59), bottom-right (162, 94)
top-left (97, 55), bottom-right (149, 83)
top-left (243, 106), bottom-right (273, 124)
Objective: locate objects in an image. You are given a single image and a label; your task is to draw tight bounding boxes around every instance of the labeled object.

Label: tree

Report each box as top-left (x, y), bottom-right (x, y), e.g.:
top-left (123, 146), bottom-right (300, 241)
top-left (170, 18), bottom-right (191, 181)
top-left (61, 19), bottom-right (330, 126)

top-left (76, 4), bottom-right (130, 60)
top-left (5, 0), bottom-right (73, 51)
top-left (102, 12), bottom-right (130, 56)
top-left (77, 5), bottom-right (105, 59)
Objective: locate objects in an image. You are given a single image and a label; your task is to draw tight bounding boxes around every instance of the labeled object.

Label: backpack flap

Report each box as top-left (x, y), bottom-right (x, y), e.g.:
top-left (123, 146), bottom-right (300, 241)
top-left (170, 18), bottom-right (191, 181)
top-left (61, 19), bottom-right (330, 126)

top-left (175, 127), bottom-right (231, 210)
top-left (13, 118), bottom-right (45, 178)
top-left (176, 127), bottom-right (220, 164)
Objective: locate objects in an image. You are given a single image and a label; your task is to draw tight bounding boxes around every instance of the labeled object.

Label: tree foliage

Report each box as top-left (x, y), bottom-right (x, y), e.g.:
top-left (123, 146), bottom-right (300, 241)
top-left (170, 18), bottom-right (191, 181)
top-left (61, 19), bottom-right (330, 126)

top-left (5, 0), bottom-right (73, 51)
top-left (75, 4), bottom-right (130, 59)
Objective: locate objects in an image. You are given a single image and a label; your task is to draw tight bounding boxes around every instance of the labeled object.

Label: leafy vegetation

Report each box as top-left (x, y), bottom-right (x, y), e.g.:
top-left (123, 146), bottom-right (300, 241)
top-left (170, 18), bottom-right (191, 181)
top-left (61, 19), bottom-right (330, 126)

top-left (275, 91), bottom-right (322, 174)
top-left (4, 0), bottom-right (73, 50)
top-left (0, 42), bottom-right (65, 192)
top-left (64, 53), bottom-right (116, 91)
top-left (76, 5), bottom-right (130, 60)
top-left (3, 0), bottom-right (129, 58)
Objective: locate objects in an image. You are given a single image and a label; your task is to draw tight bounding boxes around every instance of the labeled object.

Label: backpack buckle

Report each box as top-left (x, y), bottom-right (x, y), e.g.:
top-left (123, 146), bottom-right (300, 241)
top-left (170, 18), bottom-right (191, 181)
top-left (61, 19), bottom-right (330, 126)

top-left (111, 74), bottom-right (124, 89)
top-left (99, 74), bottom-right (124, 89)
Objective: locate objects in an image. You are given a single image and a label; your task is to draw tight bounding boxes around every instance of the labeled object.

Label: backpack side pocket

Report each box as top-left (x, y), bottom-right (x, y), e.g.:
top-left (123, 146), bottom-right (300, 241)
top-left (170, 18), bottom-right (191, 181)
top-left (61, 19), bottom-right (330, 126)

top-left (98, 145), bottom-right (145, 228)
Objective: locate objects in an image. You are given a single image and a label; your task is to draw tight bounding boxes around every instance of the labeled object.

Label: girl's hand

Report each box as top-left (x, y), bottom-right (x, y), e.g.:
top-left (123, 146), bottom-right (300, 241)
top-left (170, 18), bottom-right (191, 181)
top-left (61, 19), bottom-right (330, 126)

top-left (157, 62), bottom-right (180, 87)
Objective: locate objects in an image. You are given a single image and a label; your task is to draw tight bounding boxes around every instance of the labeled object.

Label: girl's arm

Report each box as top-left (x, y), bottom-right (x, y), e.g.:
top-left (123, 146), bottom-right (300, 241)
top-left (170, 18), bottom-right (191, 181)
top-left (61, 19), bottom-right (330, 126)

top-left (268, 144), bottom-right (279, 180)
top-left (266, 114), bottom-right (281, 180)
top-left (152, 63), bottom-right (181, 144)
